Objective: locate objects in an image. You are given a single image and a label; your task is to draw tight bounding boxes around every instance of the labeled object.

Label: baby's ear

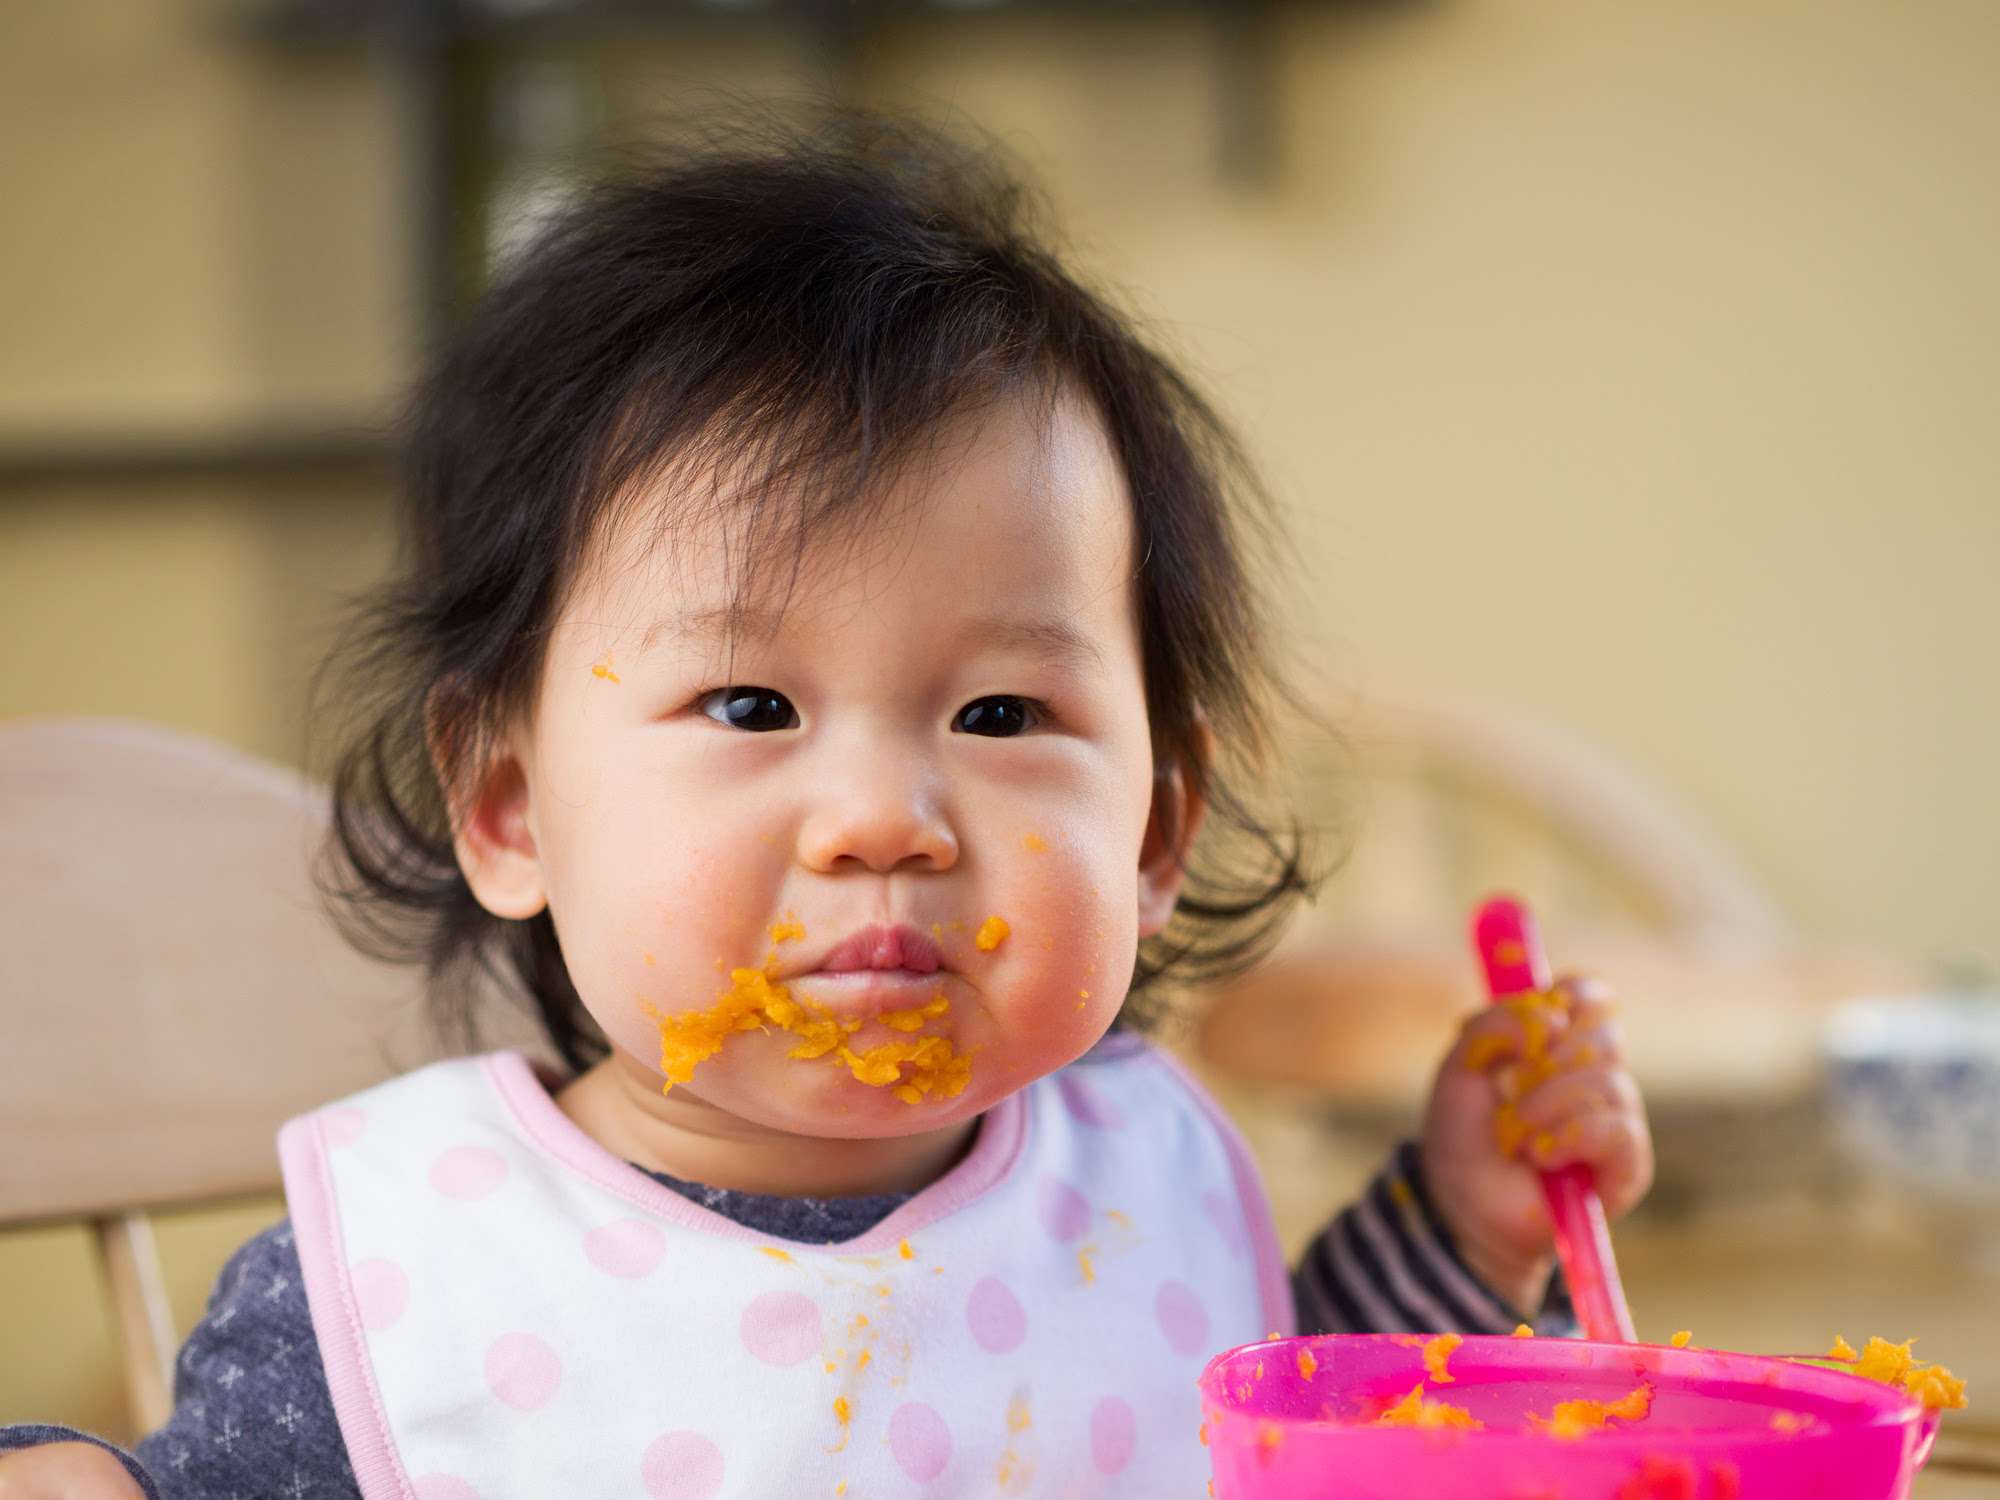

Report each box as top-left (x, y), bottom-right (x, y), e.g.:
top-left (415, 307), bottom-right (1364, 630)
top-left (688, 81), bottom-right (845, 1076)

top-left (1136, 753), bottom-right (1207, 938)
top-left (450, 751), bottom-right (551, 920)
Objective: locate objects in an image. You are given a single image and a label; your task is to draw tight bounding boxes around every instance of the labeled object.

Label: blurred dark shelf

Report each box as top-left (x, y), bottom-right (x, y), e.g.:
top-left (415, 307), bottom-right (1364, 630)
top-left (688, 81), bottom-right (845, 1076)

top-left (0, 431), bottom-right (392, 488)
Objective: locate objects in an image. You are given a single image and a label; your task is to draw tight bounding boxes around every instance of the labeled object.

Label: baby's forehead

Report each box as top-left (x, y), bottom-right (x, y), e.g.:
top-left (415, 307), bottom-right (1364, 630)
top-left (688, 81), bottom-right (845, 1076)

top-left (563, 391), bottom-right (1133, 645)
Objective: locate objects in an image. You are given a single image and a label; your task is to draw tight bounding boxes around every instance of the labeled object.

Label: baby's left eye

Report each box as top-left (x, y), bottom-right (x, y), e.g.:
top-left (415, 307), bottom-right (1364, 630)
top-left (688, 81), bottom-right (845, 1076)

top-left (953, 696), bottom-right (1035, 738)
top-left (701, 687), bottom-right (797, 732)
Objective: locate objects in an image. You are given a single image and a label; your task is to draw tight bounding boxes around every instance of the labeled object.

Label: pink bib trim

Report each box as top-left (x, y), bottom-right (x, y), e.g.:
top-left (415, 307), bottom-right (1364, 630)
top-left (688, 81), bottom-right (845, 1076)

top-left (1150, 1047), bottom-right (1295, 1338)
top-left (279, 1111), bottom-right (416, 1500)
top-left (484, 1051), bottom-right (1030, 1254)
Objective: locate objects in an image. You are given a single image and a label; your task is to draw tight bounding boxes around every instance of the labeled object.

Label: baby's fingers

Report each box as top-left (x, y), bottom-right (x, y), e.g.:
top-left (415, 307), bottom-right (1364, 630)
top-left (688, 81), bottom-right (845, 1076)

top-left (1545, 1010), bottom-right (1625, 1073)
top-left (1513, 1059), bottom-right (1638, 1130)
top-left (1449, 1003), bottom-right (1529, 1073)
top-left (1513, 1065), bottom-right (1654, 1218)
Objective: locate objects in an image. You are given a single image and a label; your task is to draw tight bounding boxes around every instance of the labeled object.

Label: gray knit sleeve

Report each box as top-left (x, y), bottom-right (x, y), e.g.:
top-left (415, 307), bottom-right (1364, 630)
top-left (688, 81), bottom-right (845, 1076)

top-left (2, 1220), bottom-right (358, 1498)
top-left (1292, 1140), bottom-right (1579, 1336)
top-left (134, 1219), bottom-right (360, 1499)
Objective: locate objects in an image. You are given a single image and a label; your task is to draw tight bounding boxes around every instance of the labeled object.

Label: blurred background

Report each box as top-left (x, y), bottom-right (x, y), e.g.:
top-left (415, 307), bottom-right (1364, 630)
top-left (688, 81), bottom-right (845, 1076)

top-left (3, 0), bottom-right (1997, 1475)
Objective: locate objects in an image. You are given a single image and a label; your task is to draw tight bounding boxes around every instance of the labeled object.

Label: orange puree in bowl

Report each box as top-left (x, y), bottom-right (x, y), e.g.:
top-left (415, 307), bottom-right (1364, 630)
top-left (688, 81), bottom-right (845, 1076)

top-left (649, 968), bottom-right (972, 1105)
top-left (1422, 1333), bottom-right (1462, 1384)
top-left (1375, 1384), bottom-right (1482, 1431)
top-left (1529, 1383), bottom-right (1653, 1440)
top-left (1826, 1336), bottom-right (1967, 1410)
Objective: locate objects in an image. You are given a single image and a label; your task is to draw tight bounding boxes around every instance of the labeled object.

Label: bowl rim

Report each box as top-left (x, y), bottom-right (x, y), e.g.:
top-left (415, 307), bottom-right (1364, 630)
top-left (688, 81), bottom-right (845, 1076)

top-left (1198, 1332), bottom-right (1929, 1449)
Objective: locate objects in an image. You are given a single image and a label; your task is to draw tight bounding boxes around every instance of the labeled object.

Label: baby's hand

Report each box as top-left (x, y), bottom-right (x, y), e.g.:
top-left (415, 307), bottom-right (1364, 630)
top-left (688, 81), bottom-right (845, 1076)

top-left (1419, 975), bottom-right (1653, 1318)
top-left (0, 1443), bottom-right (145, 1500)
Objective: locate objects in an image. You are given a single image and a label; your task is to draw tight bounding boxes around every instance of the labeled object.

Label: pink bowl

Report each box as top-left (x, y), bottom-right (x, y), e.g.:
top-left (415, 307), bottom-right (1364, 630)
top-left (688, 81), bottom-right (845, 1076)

top-left (1200, 1334), bottom-right (1938, 1500)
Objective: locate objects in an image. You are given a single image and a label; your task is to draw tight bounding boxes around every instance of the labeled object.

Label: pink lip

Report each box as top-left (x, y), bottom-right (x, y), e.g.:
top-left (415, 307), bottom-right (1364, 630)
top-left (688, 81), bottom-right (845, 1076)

top-left (811, 925), bottom-right (945, 976)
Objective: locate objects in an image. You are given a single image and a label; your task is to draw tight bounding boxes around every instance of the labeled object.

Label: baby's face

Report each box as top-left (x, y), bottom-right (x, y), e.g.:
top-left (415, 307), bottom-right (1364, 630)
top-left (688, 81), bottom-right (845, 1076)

top-left (465, 391), bottom-right (1185, 1139)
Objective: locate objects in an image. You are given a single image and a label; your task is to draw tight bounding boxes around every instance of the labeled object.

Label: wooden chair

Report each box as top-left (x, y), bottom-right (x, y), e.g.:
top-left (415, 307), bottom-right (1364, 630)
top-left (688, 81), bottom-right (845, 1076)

top-left (1190, 685), bottom-right (1914, 1225)
top-left (0, 718), bottom-right (535, 1434)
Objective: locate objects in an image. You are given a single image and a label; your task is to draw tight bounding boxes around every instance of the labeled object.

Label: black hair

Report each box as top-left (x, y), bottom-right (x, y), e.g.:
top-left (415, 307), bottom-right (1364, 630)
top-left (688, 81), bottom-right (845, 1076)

top-left (323, 110), bottom-right (1313, 1072)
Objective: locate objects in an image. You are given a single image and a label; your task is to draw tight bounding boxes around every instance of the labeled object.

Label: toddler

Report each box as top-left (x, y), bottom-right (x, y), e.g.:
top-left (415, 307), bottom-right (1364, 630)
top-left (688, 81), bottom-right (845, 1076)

top-left (0, 116), bottom-right (1649, 1500)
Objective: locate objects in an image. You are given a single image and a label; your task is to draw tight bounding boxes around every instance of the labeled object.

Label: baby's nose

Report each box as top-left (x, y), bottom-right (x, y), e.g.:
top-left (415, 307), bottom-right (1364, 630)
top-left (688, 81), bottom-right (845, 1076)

top-left (795, 755), bottom-right (958, 875)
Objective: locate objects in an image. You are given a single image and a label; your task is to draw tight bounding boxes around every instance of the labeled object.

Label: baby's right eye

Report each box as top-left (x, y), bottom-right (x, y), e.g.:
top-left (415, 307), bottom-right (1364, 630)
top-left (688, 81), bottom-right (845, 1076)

top-left (700, 687), bottom-right (797, 732)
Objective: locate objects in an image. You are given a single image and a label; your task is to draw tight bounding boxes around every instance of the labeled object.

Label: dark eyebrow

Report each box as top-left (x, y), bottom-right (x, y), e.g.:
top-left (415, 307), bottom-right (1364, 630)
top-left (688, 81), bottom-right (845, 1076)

top-left (641, 607), bottom-right (1104, 671)
top-left (966, 618), bottom-right (1105, 672)
top-left (641, 605), bottom-right (787, 650)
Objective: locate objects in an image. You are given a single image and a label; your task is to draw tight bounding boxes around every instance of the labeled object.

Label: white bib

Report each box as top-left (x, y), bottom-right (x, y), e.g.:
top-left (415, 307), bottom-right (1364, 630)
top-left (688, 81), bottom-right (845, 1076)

top-left (280, 1040), bottom-right (1290, 1500)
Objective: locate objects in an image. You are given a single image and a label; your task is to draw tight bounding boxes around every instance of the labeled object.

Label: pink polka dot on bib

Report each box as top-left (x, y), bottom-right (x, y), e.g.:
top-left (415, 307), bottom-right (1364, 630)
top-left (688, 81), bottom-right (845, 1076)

top-left (738, 1289), bottom-right (823, 1367)
top-left (429, 1145), bottom-right (509, 1200)
top-left (1090, 1396), bottom-right (1137, 1474)
top-left (1057, 1073), bottom-right (1126, 1130)
top-left (965, 1275), bottom-right (1027, 1354)
top-left (350, 1258), bottom-right (409, 1332)
top-left (1035, 1175), bottom-right (1091, 1243)
top-left (641, 1430), bottom-right (725, 1500)
top-left (1202, 1187), bottom-right (1248, 1257)
top-left (584, 1217), bottom-right (668, 1279)
top-left (483, 1331), bottom-right (562, 1410)
top-left (888, 1401), bottom-right (953, 1483)
top-left (1154, 1280), bottom-right (1209, 1357)
top-left (323, 1107), bottom-right (368, 1147)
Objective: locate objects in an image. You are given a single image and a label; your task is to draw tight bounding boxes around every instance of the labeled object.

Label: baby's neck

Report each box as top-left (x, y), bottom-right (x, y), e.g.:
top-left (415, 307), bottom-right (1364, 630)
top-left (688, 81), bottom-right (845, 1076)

top-left (554, 1050), bottom-right (978, 1199)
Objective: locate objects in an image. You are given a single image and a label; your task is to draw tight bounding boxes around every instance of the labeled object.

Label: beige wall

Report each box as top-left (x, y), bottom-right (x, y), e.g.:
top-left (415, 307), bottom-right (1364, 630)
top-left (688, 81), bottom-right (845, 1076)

top-left (869, 0), bottom-right (2000, 968)
top-left (3, 0), bottom-right (1996, 1431)
top-left (6, 0), bottom-right (1993, 956)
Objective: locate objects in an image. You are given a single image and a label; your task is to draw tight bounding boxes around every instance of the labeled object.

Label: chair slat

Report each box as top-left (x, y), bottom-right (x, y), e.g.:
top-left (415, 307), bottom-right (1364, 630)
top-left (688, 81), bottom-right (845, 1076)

top-left (94, 1211), bottom-right (175, 1435)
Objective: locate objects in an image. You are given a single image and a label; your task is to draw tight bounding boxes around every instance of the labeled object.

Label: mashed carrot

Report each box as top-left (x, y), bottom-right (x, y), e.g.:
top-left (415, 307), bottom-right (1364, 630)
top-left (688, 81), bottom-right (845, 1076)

top-left (1423, 1333), bottom-right (1462, 1384)
top-left (975, 916), bottom-right (1011, 952)
top-left (649, 967), bottom-right (972, 1104)
top-left (1530, 1383), bottom-right (1654, 1440)
top-left (1464, 989), bottom-right (1574, 1156)
top-left (1826, 1336), bottom-right (1967, 1411)
top-left (1376, 1384), bottom-right (1482, 1430)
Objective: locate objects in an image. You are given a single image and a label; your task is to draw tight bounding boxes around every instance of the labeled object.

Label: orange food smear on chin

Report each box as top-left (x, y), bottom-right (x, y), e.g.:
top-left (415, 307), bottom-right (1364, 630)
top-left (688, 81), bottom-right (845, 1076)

top-left (647, 967), bottom-right (972, 1105)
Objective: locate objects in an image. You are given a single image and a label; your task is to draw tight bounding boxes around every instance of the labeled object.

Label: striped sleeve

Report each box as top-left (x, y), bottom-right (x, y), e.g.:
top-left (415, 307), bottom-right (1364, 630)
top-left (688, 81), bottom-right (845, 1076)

top-left (1291, 1140), bottom-right (1579, 1336)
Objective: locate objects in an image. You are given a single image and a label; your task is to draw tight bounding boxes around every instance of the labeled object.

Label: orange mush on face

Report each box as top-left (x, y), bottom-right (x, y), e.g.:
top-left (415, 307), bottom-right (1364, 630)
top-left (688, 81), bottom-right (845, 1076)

top-left (647, 967), bottom-right (972, 1105)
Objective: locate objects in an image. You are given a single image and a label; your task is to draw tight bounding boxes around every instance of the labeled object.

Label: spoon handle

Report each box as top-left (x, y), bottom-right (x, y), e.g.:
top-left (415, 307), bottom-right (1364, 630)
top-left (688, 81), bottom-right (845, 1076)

top-left (1472, 896), bottom-right (1637, 1342)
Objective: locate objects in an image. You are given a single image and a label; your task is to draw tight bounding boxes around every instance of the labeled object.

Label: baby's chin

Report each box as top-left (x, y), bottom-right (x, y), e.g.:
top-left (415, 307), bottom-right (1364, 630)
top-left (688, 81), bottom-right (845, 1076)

top-left (674, 1064), bottom-right (994, 1141)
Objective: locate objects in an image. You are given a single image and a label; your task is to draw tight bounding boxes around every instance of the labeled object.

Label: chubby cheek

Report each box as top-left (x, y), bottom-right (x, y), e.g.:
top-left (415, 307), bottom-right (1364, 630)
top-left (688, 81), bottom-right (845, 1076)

top-left (536, 789), bottom-right (781, 1074)
top-left (978, 828), bottom-right (1140, 1073)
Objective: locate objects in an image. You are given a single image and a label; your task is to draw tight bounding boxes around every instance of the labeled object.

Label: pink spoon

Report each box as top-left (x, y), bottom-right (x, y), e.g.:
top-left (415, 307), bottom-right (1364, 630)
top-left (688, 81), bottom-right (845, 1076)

top-left (1471, 895), bottom-right (1637, 1342)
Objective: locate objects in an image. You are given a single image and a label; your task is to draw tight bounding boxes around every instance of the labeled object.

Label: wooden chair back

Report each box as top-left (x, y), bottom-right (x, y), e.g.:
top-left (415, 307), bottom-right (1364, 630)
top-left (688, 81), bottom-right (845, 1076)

top-left (1195, 686), bottom-right (1909, 1114)
top-left (0, 718), bottom-right (532, 1431)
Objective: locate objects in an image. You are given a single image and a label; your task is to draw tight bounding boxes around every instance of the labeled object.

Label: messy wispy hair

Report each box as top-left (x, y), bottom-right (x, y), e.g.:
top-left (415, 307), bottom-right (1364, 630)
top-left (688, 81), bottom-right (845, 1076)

top-left (323, 110), bottom-right (1313, 1071)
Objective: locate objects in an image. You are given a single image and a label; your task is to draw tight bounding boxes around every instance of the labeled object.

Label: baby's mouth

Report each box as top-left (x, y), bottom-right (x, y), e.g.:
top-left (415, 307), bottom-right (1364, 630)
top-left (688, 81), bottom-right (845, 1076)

top-left (645, 921), bottom-right (982, 1105)
top-left (806, 924), bottom-right (945, 978)
top-left (785, 924), bottom-right (956, 1011)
